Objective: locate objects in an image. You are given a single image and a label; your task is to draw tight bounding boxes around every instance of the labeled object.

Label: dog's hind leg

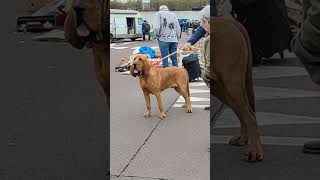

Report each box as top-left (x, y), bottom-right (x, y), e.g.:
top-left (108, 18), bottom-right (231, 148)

top-left (213, 81), bottom-right (249, 145)
top-left (155, 93), bottom-right (166, 119)
top-left (174, 87), bottom-right (192, 113)
top-left (220, 85), bottom-right (263, 161)
top-left (143, 89), bottom-right (151, 118)
top-left (213, 78), bottom-right (263, 161)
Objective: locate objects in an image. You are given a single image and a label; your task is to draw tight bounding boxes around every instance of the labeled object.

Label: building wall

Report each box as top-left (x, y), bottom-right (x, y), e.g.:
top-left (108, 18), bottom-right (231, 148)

top-left (140, 11), bottom-right (201, 25)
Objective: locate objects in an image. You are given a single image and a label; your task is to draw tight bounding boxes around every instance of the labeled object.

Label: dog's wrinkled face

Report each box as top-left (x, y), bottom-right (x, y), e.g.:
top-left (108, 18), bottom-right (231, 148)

top-left (130, 54), bottom-right (149, 77)
top-left (64, 0), bottom-right (106, 49)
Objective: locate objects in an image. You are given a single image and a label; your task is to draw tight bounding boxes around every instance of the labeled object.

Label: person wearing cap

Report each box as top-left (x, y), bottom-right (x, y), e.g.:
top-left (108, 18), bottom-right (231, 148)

top-left (292, 0), bottom-right (320, 154)
top-left (153, 5), bottom-right (181, 68)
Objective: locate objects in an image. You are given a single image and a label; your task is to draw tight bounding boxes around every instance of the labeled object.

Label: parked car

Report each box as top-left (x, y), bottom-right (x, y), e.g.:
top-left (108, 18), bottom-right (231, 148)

top-left (17, 0), bottom-right (66, 32)
top-left (178, 18), bottom-right (191, 28)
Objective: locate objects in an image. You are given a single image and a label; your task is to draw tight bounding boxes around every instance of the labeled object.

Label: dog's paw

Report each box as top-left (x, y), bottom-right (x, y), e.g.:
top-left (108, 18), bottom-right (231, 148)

top-left (246, 147), bottom-right (264, 162)
top-left (144, 112), bottom-right (151, 118)
top-left (229, 135), bottom-right (249, 146)
top-left (187, 107), bottom-right (192, 113)
top-left (160, 113), bottom-right (166, 119)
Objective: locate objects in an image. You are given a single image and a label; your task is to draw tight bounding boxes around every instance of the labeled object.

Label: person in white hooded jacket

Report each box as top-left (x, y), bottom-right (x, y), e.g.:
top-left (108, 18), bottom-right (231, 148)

top-left (153, 5), bottom-right (181, 68)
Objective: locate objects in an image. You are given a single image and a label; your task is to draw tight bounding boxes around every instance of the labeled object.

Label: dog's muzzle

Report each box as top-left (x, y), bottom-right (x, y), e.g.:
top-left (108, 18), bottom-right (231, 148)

top-left (132, 64), bottom-right (139, 77)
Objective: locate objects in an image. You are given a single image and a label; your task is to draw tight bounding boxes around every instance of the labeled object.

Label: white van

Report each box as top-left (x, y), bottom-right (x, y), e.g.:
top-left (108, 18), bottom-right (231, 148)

top-left (110, 9), bottom-right (143, 42)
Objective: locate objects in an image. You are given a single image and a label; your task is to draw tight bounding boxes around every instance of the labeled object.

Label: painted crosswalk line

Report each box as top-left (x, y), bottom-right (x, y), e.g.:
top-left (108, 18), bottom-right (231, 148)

top-left (111, 47), bottom-right (128, 50)
top-left (212, 135), bottom-right (320, 146)
top-left (189, 89), bottom-right (210, 93)
top-left (214, 109), bottom-right (320, 129)
top-left (173, 104), bottom-right (209, 108)
top-left (173, 79), bottom-right (209, 109)
top-left (176, 96), bottom-right (209, 103)
top-left (189, 82), bottom-right (206, 87)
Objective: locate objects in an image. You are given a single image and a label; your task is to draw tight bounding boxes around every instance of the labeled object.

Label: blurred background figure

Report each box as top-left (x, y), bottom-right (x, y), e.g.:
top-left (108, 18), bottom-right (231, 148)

top-left (230, 0), bottom-right (293, 66)
top-left (292, 0), bottom-right (320, 154)
top-left (142, 20), bottom-right (151, 41)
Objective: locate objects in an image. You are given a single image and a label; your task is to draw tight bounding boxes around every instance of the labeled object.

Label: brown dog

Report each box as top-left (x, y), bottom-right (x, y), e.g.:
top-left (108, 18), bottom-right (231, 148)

top-left (64, 0), bottom-right (109, 108)
top-left (211, 17), bottom-right (264, 161)
top-left (130, 54), bottom-right (192, 119)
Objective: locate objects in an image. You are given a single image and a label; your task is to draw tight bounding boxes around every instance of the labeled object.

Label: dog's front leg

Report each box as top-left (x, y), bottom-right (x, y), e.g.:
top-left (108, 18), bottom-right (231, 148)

top-left (155, 93), bottom-right (166, 119)
top-left (143, 89), bottom-right (151, 117)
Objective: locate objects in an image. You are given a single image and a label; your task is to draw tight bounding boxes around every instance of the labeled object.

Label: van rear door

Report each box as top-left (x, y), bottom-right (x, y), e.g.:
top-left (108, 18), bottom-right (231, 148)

top-left (136, 18), bottom-right (143, 34)
top-left (114, 17), bottom-right (127, 38)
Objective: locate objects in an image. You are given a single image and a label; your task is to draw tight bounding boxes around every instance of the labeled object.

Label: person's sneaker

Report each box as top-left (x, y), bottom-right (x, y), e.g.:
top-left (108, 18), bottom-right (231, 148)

top-left (204, 106), bottom-right (210, 110)
top-left (303, 141), bottom-right (320, 154)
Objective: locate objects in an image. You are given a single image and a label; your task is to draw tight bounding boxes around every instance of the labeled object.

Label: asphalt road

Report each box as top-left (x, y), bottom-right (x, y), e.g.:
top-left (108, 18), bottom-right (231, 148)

top-left (212, 63), bottom-right (320, 180)
top-left (1, 1), bottom-right (107, 179)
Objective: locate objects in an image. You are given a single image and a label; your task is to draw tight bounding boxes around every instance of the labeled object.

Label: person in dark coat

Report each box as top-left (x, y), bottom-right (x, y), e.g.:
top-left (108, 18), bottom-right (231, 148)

top-left (182, 2), bottom-right (218, 110)
top-left (230, 0), bottom-right (293, 66)
top-left (187, 1), bottom-right (218, 46)
top-left (292, 0), bottom-right (320, 154)
top-left (141, 20), bottom-right (151, 41)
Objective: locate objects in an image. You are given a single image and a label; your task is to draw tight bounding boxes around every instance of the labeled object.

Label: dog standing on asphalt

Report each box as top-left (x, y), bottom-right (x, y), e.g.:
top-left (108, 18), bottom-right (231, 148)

top-left (130, 54), bottom-right (192, 119)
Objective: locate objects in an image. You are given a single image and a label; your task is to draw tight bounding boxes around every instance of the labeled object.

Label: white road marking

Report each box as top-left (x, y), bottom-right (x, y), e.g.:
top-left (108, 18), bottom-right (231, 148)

top-left (177, 96), bottom-right (209, 103)
top-left (173, 104), bottom-right (209, 108)
top-left (123, 42), bottom-right (135, 45)
top-left (112, 47), bottom-right (128, 50)
top-left (212, 135), bottom-right (320, 146)
top-left (190, 89), bottom-right (210, 93)
top-left (254, 86), bottom-right (320, 100)
top-left (189, 82), bottom-right (206, 87)
top-left (214, 110), bottom-right (320, 129)
top-left (173, 79), bottom-right (209, 109)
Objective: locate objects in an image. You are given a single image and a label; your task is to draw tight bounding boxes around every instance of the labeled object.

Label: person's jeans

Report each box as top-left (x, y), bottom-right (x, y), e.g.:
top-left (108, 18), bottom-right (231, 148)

top-left (158, 40), bottom-right (178, 68)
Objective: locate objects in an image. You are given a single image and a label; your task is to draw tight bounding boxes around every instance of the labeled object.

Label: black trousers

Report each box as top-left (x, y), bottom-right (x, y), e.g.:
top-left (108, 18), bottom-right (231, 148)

top-left (143, 32), bottom-right (150, 40)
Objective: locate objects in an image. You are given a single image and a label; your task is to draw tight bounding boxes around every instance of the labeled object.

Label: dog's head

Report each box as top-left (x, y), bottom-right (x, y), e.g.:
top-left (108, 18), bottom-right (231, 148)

top-left (130, 54), bottom-right (150, 77)
top-left (64, 0), bottom-right (107, 49)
